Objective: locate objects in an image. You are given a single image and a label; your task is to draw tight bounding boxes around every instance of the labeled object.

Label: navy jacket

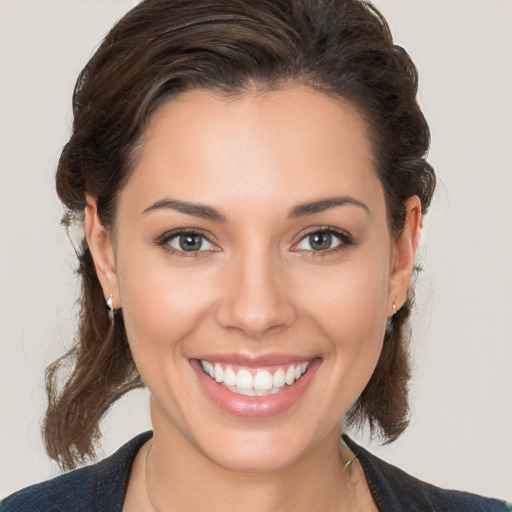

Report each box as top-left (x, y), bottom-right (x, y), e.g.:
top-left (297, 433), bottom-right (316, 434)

top-left (2, 432), bottom-right (510, 511)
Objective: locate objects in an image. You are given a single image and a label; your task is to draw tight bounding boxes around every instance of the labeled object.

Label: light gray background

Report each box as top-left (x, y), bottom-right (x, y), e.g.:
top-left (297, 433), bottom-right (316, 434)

top-left (1, 0), bottom-right (511, 501)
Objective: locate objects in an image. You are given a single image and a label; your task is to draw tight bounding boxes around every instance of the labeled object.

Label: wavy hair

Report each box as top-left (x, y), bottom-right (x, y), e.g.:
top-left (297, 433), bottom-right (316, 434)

top-left (44, 0), bottom-right (435, 469)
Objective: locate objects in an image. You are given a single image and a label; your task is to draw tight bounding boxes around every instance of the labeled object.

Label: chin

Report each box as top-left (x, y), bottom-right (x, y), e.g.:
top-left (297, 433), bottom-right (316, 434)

top-left (198, 429), bottom-right (315, 474)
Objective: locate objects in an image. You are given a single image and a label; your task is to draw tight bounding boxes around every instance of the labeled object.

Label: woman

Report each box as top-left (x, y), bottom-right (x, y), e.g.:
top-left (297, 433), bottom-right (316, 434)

top-left (2, 0), bottom-right (510, 510)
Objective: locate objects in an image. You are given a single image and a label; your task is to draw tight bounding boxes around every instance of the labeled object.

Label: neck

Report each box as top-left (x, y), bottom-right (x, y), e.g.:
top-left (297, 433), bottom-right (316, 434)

top-left (144, 416), bottom-right (354, 512)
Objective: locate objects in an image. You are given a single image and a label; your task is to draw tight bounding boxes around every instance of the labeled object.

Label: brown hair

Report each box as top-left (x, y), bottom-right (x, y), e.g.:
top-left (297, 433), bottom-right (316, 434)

top-left (45, 0), bottom-right (435, 469)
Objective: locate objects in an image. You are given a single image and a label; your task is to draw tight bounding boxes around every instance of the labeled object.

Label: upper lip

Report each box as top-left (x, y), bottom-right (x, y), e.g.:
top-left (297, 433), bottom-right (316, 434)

top-left (193, 353), bottom-right (318, 367)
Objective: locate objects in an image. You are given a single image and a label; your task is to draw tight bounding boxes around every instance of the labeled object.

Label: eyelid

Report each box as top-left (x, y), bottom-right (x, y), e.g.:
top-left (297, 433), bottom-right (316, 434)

top-left (155, 226), bottom-right (353, 256)
top-left (291, 226), bottom-right (353, 253)
top-left (156, 228), bottom-right (220, 255)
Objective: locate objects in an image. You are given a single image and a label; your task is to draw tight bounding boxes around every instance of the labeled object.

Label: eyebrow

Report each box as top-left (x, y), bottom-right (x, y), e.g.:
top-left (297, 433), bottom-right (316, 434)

top-left (142, 195), bottom-right (369, 221)
top-left (142, 198), bottom-right (226, 221)
top-left (289, 196), bottom-right (370, 218)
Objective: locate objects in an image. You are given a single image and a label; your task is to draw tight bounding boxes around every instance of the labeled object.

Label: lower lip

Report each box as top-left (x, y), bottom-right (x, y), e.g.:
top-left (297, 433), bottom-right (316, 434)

top-left (191, 359), bottom-right (320, 419)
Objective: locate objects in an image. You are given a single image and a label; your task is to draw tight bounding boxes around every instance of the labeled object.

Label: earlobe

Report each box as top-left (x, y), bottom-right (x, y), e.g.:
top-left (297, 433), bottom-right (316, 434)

top-left (387, 196), bottom-right (422, 315)
top-left (84, 193), bottom-right (120, 309)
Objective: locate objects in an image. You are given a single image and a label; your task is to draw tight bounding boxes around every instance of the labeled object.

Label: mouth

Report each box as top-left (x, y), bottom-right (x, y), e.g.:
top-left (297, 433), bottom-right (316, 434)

top-left (191, 355), bottom-right (320, 418)
top-left (199, 360), bottom-right (311, 397)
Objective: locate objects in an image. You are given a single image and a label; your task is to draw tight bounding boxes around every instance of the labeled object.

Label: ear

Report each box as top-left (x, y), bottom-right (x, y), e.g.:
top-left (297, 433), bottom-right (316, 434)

top-left (84, 193), bottom-right (120, 308)
top-left (387, 195), bottom-right (422, 316)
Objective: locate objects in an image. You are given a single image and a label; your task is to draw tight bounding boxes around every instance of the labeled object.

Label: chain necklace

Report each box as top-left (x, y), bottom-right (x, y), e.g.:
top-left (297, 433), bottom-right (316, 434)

top-left (144, 439), bottom-right (358, 511)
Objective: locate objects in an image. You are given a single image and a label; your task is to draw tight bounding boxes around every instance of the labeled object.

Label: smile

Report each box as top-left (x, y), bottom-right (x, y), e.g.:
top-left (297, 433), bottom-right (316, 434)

top-left (200, 360), bottom-right (310, 396)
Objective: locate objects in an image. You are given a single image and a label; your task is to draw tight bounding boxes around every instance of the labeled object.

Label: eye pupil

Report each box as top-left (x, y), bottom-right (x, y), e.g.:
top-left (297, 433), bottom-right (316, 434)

top-left (179, 234), bottom-right (202, 251)
top-left (309, 232), bottom-right (332, 251)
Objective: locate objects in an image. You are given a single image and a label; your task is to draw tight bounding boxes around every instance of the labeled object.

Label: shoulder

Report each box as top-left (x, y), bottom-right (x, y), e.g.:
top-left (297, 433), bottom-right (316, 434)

top-left (1, 432), bottom-right (152, 512)
top-left (343, 435), bottom-right (511, 512)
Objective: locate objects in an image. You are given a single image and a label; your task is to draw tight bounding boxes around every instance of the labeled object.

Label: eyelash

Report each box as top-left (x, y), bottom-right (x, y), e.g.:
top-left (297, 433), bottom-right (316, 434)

top-left (291, 227), bottom-right (354, 256)
top-left (155, 227), bottom-right (354, 257)
top-left (156, 229), bottom-right (218, 258)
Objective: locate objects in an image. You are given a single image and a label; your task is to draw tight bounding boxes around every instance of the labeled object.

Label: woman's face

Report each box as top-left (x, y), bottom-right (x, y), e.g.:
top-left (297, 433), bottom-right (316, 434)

top-left (88, 85), bottom-right (419, 472)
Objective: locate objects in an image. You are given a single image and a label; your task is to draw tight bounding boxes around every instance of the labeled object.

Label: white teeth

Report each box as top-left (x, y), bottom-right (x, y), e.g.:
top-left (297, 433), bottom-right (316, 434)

top-left (200, 360), bottom-right (311, 396)
top-left (201, 361), bottom-right (215, 379)
top-left (236, 369), bottom-right (253, 390)
top-left (214, 363), bottom-right (224, 383)
top-left (285, 365), bottom-right (295, 385)
top-left (235, 388), bottom-right (257, 396)
top-left (272, 368), bottom-right (286, 388)
top-left (253, 370), bottom-right (273, 391)
top-left (224, 367), bottom-right (236, 386)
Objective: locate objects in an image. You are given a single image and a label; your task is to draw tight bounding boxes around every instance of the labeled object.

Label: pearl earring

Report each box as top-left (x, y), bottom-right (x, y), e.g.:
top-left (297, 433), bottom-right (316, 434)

top-left (106, 294), bottom-right (114, 321)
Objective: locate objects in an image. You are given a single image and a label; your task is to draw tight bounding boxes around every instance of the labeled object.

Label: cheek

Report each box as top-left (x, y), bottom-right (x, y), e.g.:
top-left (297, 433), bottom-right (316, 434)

top-left (115, 249), bottom-right (216, 368)
top-left (295, 249), bottom-right (390, 380)
top-left (299, 257), bottom-right (388, 338)
top-left (311, 267), bottom-right (388, 412)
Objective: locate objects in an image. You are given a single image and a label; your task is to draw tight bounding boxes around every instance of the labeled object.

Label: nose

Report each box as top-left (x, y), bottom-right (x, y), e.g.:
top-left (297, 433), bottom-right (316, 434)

top-left (216, 249), bottom-right (297, 339)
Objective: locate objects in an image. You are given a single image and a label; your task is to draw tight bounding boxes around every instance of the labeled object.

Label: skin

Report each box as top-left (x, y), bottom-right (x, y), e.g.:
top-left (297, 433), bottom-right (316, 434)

top-left (85, 85), bottom-right (421, 511)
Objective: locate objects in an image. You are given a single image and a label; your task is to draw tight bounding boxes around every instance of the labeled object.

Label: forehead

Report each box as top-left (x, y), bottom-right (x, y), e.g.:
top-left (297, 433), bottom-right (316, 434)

top-left (123, 85), bottom-right (384, 218)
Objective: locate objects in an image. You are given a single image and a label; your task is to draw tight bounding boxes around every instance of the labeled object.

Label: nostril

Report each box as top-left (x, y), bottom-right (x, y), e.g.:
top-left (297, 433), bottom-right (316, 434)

top-left (215, 259), bottom-right (298, 337)
top-left (216, 294), bottom-right (297, 338)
